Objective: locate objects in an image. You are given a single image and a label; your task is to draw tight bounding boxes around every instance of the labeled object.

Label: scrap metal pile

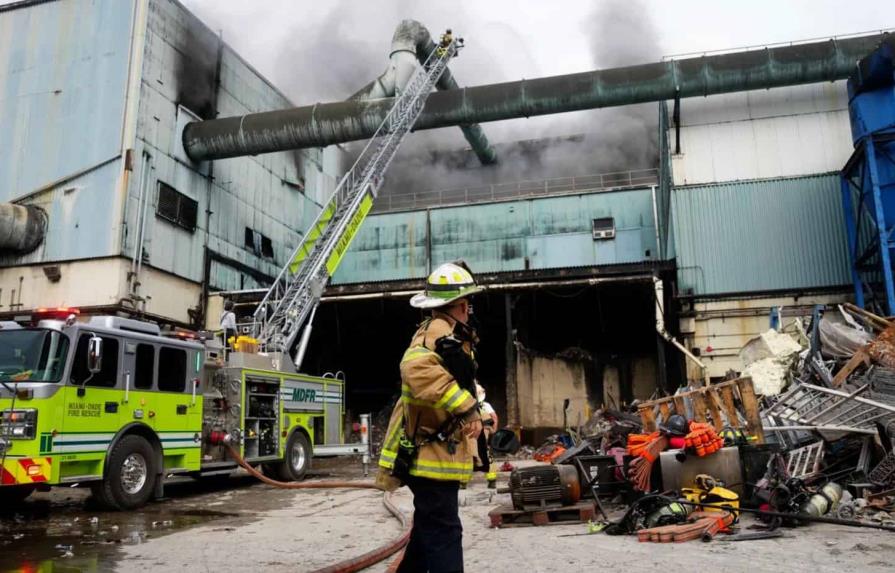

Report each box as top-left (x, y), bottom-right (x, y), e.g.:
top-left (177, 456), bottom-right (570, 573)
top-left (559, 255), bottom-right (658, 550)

top-left (490, 302), bottom-right (895, 542)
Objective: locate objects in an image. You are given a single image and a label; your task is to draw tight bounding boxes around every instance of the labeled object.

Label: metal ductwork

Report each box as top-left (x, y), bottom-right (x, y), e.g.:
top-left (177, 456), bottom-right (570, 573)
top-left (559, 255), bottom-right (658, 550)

top-left (350, 20), bottom-right (497, 165)
top-left (0, 203), bottom-right (46, 253)
top-left (183, 33), bottom-right (891, 162)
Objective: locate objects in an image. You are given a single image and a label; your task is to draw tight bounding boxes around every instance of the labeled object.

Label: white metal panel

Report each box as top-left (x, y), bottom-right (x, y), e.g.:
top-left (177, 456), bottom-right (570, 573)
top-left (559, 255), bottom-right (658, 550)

top-left (669, 82), bottom-right (854, 185)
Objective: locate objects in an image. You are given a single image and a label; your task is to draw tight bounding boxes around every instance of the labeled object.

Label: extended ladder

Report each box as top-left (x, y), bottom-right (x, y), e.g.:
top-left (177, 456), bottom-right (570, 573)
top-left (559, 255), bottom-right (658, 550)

top-left (253, 37), bottom-right (459, 354)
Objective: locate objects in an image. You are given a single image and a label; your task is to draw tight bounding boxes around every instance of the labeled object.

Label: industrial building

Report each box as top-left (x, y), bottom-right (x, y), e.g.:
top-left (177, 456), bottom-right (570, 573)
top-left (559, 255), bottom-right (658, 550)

top-left (1, 0), bottom-right (892, 437)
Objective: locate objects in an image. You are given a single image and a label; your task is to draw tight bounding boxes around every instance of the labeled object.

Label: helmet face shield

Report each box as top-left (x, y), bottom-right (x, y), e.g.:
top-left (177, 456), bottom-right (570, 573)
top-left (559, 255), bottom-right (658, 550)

top-left (410, 262), bottom-right (482, 309)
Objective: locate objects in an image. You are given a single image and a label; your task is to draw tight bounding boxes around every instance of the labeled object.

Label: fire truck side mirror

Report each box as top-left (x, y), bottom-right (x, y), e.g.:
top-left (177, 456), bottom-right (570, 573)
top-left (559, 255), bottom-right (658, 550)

top-left (87, 336), bottom-right (103, 374)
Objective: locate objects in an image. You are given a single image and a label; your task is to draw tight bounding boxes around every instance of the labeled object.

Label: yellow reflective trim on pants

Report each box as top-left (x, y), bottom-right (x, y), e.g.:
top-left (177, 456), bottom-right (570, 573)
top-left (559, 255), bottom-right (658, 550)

top-left (486, 471), bottom-right (497, 481)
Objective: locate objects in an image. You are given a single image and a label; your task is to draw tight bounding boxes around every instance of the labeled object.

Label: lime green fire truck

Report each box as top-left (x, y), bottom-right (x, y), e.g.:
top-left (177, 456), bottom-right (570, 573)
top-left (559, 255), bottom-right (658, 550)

top-left (0, 308), bottom-right (370, 510)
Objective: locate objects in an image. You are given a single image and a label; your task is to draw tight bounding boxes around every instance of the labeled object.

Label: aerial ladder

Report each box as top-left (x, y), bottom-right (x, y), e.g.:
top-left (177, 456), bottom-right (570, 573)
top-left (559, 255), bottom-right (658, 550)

top-left (251, 34), bottom-right (460, 361)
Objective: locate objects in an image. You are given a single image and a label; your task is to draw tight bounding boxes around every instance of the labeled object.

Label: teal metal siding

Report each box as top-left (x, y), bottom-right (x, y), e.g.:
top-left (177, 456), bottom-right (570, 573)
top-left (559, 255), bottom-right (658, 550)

top-left (335, 210), bottom-right (430, 283)
top-left (333, 187), bottom-right (659, 285)
top-left (0, 0), bottom-right (136, 263)
top-left (672, 174), bottom-right (850, 296)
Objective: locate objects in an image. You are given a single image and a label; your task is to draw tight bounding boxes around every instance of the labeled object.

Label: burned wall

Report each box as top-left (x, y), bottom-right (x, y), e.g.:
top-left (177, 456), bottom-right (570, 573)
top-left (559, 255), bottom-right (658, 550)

top-left (515, 345), bottom-right (592, 430)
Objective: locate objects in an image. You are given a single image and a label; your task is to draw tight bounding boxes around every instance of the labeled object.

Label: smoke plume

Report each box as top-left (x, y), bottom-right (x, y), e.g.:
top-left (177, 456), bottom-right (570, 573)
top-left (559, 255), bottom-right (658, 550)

top-left (185, 0), bottom-right (663, 197)
top-left (380, 0), bottom-right (662, 196)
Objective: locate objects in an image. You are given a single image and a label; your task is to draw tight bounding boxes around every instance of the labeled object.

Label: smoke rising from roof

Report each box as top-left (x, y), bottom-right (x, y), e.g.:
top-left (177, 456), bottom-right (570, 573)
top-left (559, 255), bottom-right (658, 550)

top-left (187, 0), bottom-right (662, 195)
top-left (379, 0), bottom-right (662, 195)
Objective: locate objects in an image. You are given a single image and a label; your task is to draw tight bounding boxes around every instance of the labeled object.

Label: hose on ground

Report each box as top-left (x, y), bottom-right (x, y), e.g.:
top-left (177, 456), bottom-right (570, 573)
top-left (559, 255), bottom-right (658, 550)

top-left (313, 491), bottom-right (411, 573)
top-left (225, 443), bottom-right (377, 489)
top-left (224, 444), bottom-right (410, 572)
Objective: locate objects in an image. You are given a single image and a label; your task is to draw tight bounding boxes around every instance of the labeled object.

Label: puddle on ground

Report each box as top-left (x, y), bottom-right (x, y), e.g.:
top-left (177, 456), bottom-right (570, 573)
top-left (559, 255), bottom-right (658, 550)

top-left (0, 476), bottom-right (270, 573)
top-left (0, 458), bottom-right (367, 572)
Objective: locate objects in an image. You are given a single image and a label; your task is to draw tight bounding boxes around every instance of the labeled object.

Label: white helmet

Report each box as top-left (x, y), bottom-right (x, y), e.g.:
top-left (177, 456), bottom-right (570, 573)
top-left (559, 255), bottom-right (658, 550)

top-left (410, 262), bottom-right (482, 309)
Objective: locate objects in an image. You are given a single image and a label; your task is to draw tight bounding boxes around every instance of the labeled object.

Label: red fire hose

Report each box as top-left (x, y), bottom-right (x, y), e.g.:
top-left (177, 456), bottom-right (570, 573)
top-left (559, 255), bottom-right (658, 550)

top-left (224, 444), bottom-right (410, 572)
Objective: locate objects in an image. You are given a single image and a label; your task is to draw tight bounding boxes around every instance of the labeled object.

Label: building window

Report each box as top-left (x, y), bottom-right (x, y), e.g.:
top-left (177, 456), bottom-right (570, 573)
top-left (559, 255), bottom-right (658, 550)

top-left (157, 182), bottom-right (198, 231)
top-left (244, 227), bottom-right (274, 259)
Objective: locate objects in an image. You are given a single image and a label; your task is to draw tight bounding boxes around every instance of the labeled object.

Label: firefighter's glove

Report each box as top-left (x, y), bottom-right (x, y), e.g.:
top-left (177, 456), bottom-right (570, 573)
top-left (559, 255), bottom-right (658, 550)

top-left (462, 417), bottom-right (483, 440)
top-left (435, 334), bottom-right (476, 392)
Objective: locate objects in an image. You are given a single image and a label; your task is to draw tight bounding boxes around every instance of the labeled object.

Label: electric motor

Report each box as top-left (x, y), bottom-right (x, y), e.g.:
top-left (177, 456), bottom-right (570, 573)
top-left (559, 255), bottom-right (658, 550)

top-left (509, 464), bottom-right (581, 511)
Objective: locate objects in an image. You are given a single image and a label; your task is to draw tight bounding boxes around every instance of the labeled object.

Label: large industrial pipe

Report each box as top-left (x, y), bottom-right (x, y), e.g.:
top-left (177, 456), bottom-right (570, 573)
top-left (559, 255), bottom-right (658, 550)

top-left (351, 20), bottom-right (497, 165)
top-left (0, 203), bottom-right (47, 253)
top-left (183, 33), bottom-right (890, 162)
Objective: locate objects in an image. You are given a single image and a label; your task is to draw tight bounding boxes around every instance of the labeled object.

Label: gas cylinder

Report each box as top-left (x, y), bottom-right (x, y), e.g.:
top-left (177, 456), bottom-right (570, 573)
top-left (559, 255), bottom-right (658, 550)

top-left (800, 482), bottom-right (842, 517)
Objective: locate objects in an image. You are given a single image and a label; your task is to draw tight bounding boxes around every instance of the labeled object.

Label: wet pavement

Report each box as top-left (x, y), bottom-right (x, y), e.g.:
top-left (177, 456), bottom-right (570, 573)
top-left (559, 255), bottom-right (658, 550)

top-left (0, 459), bottom-right (366, 573)
top-left (5, 459), bottom-right (893, 573)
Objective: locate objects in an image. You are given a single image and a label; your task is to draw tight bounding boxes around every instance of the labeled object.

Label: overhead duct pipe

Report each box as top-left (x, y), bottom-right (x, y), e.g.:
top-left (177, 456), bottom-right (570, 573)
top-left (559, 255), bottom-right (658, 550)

top-left (350, 20), bottom-right (496, 165)
top-left (183, 33), bottom-right (890, 162)
top-left (0, 203), bottom-right (47, 254)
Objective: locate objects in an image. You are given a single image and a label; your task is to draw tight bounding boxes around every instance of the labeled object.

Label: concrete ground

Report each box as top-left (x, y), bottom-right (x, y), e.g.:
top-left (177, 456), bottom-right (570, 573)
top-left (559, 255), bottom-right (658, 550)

top-left (1, 459), bottom-right (893, 572)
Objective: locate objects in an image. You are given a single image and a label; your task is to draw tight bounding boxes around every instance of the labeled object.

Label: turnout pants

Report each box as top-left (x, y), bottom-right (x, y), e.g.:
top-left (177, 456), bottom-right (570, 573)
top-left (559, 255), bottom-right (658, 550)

top-left (397, 476), bottom-right (463, 573)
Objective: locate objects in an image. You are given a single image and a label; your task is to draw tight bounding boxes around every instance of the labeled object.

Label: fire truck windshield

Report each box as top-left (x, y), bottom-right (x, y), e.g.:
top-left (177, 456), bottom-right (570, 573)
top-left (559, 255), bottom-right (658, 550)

top-left (0, 329), bottom-right (70, 383)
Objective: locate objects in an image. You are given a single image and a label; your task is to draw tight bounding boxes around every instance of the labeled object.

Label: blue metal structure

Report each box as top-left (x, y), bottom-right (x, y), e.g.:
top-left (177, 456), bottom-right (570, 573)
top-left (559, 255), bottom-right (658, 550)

top-left (841, 37), bottom-right (895, 314)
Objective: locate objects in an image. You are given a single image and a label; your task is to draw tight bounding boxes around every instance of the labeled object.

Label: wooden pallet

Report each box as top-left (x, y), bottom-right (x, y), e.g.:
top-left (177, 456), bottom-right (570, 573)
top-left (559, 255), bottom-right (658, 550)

top-left (488, 501), bottom-right (596, 528)
top-left (637, 377), bottom-right (765, 443)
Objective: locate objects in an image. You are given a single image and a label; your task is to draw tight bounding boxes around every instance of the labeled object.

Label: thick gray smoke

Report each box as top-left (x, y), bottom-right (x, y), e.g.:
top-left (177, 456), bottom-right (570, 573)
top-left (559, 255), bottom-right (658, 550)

top-left (379, 0), bottom-right (662, 196)
top-left (186, 0), bottom-right (662, 196)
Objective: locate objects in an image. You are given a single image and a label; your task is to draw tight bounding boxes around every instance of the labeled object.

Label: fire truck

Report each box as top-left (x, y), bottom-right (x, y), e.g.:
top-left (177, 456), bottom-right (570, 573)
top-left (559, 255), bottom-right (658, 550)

top-left (0, 308), bottom-right (370, 509)
top-left (0, 35), bottom-right (458, 509)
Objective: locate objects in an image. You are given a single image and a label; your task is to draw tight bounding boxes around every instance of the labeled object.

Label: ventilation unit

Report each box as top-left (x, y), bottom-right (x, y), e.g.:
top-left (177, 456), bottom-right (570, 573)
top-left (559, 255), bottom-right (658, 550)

top-left (592, 217), bottom-right (616, 240)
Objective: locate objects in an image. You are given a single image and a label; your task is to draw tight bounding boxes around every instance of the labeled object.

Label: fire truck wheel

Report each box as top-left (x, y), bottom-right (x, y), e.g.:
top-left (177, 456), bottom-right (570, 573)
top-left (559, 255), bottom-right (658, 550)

top-left (92, 434), bottom-right (158, 510)
top-left (266, 431), bottom-right (311, 482)
top-left (0, 485), bottom-right (35, 507)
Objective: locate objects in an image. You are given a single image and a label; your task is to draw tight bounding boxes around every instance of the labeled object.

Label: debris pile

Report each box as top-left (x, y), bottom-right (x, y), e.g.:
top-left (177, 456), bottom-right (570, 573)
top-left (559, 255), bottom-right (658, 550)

top-left (488, 302), bottom-right (895, 544)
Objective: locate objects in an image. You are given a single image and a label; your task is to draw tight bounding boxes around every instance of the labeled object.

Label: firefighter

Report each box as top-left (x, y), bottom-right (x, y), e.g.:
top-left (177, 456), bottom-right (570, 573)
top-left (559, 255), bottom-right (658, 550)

top-left (476, 383), bottom-right (499, 489)
top-left (377, 261), bottom-right (484, 573)
top-left (220, 299), bottom-right (237, 349)
top-left (436, 29), bottom-right (453, 57)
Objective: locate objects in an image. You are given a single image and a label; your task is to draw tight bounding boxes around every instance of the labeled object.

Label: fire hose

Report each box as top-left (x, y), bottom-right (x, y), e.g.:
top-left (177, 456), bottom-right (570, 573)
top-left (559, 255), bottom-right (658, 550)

top-left (224, 444), bottom-right (411, 572)
top-left (672, 499), bottom-right (895, 532)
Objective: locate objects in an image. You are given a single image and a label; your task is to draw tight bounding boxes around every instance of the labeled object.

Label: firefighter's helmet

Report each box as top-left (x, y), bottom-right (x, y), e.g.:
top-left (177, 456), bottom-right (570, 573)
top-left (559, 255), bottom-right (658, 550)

top-left (410, 262), bottom-right (482, 309)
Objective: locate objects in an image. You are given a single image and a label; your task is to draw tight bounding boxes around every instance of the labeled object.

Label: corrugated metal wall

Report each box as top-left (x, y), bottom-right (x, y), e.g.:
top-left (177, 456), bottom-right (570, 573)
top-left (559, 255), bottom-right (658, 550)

top-left (0, 0), bottom-right (135, 264)
top-left (669, 83), bottom-right (853, 186)
top-left (130, 0), bottom-right (345, 290)
top-left (333, 187), bottom-right (659, 285)
top-left (672, 174), bottom-right (851, 296)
